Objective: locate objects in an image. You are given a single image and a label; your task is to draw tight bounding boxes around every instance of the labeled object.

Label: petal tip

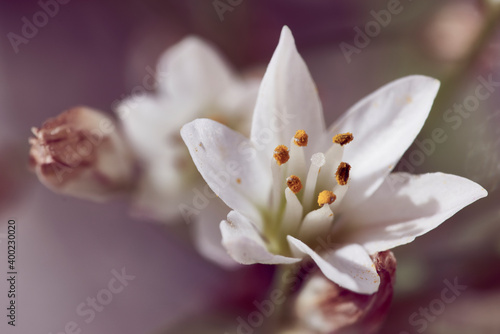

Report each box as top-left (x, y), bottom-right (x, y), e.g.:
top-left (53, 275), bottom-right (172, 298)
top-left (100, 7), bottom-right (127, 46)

top-left (278, 25), bottom-right (295, 48)
top-left (410, 74), bottom-right (441, 92)
top-left (280, 25), bottom-right (293, 38)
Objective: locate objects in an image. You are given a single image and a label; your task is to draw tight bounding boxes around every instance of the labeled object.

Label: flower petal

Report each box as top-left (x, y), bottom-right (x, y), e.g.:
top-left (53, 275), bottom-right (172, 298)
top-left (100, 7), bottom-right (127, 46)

top-left (287, 237), bottom-right (380, 294)
top-left (181, 119), bottom-right (271, 223)
top-left (116, 96), bottom-right (197, 160)
top-left (344, 172), bottom-right (488, 254)
top-left (192, 198), bottom-right (240, 269)
top-left (157, 36), bottom-right (234, 101)
top-left (250, 26), bottom-right (325, 158)
top-left (328, 76), bottom-right (440, 210)
top-left (282, 188), bottom-right (304, 236)
top-left (222, 211), bottom-right (300, 265)
top-left (298, 205), bottom-right (334, 242)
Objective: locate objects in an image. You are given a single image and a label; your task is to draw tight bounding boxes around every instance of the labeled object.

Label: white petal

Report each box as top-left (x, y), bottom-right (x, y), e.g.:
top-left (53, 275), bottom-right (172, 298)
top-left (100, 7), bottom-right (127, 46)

top-left (250, 26), bottom-right (325, 157)
top-left (298, 205), bottom-right (334, 242)
top-left (317, 143), bottom-right (344, 193)
top-left (287, 237), bottom-right (380, 294)
top-left (221, 211), bottom-right (300, 265)
top-left (303, 153), bottom-right (326, 212)
top-left (214, 78), bottom-right (261, 137)
top-left (329, 76), bottom-right (440, 210)
top-left (129, 161), bottom-right (190, 221)
top-left (117, 96), bottom-right (197, 161)
top-left (344, 172), bottom-right (488, 254)
top-left (181, 119), bottom-right (271, 223)
top-left (157, 36), bottom-right (234, 101)
top-left (282, 188), bottom-right (304, 236)
top-left (330, 183), bottom-right (349, 214)
top-left (288, 137), bottom-right (307, 181)
top-left (192, 198), bottom-right (240, 269)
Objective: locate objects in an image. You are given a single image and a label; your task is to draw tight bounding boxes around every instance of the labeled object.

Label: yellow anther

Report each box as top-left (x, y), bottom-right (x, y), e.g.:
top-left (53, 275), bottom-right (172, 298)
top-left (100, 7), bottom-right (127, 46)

top-left (273, 145), bottom-right (290, 165)
top-left (293, 130), bottom-right (308, 147)
top-left (318, 190), bottom-right (336, 207)
top-left (336, 162), bottom-right (351, 186)
top-left (286, 175), bottom-right (303, 194)
top-left (332, 132), bottom-right (354, 146)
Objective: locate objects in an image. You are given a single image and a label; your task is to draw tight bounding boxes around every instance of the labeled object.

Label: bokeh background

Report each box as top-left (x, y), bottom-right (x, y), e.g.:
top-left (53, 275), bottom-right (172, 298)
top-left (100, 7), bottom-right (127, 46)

top-left (1, 0), bottom-right (499, 333)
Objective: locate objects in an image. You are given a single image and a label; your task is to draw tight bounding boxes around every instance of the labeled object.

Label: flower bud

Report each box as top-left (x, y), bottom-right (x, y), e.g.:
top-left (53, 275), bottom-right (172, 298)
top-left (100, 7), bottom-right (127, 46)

top-left (422, 2), bottom-right (483, 62)
top-left (294, 251), bottom-right (397, 334)
top-left (29, 106), bottom-right (135, 201)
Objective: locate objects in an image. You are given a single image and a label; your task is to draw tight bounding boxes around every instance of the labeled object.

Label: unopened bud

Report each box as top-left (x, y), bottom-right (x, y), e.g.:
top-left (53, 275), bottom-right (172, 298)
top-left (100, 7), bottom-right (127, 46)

top-left (29, 106), bottom-right (135, 201)
top-left (294, 251), bottom-right (397, 334)
top-left (422, 2), bottom-right (483, 62)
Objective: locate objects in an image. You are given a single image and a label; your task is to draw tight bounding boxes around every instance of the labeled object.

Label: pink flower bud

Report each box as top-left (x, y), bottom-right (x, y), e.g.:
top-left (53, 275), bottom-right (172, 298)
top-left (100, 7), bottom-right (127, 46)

top-left (294, 251), bottom-right (397, 334)
top-left (29, 106), bottom-right (135, 201)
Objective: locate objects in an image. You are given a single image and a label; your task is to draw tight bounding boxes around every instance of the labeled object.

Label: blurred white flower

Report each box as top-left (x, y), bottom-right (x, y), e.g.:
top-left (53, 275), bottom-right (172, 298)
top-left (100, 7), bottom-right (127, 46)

top-left (181, 26), bottom-right (487, 294)
top-left (115, 36), bottom-right (260, 267)
top-left (29, 106), bottom-right (134, 201)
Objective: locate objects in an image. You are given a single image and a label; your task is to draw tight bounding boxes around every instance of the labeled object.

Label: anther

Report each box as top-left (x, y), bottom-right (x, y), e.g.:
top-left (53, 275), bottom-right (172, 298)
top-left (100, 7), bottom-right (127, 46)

top-left (336, 162), bottom-right (351, 186)
top-left (273, 145), bottom-right (290, 165)
top-left (332, 132), bottom-right (354, 146)
top-left (318, 190), bottom-right (336, 207)
top-left (293, 130), bottom-right (308, 147)
top-left (286, 175), bottom-right (303, 194)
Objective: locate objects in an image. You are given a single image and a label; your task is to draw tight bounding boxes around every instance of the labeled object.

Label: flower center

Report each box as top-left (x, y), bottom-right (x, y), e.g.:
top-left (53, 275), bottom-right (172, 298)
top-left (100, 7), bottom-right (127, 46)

top-left (263, 130), bottom-right (353, 255)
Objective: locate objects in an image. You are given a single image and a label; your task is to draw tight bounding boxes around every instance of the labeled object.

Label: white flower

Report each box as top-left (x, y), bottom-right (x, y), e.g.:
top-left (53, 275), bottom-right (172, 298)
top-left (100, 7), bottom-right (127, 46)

top-left (181, 26), bottom-right (487, 294)
top-left (115, 36), bottom-right (260, 267)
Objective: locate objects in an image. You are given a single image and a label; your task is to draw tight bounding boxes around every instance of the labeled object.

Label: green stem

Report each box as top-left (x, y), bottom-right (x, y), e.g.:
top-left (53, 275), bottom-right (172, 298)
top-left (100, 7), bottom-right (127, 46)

top-left (261, 264), bottom-right (299, 332)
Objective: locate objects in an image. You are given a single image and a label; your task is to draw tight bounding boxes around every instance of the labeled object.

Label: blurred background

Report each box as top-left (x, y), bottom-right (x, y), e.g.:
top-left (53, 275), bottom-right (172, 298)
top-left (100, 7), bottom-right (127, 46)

top-left (0, 0), bottom-right (499, 333)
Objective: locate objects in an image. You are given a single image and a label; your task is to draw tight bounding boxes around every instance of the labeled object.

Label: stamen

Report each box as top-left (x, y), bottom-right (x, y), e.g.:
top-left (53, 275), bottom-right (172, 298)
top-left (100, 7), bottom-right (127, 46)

top-left (332, 132), bottom-right (354, 146)
top-left (286, 175), bottom-right (303, 194)
top-left (335, 162), bottom-right (351, 186)
top-left (318, 190), bottom-right (336, 207)
top-left (303, 153), bottom-right (326, 212)
top-left (273, 145), bottom-right (290, 165)
top-left (293, 130), bottom-right (308, 147)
